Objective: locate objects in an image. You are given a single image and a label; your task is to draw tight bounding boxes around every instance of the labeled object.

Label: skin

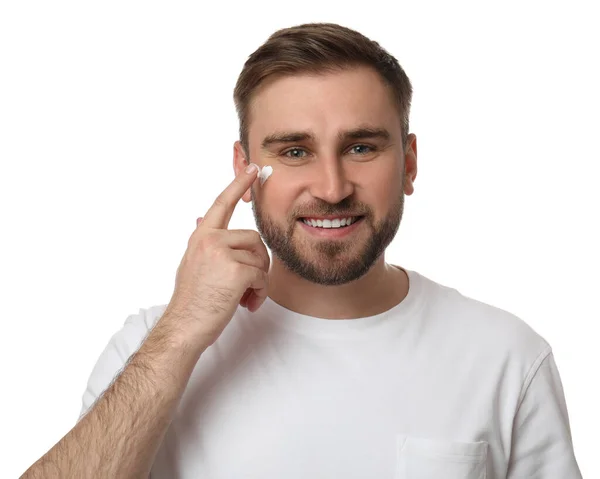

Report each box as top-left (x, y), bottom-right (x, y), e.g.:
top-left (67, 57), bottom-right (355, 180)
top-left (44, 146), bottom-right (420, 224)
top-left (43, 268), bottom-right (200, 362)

top-left (233, 65), bottom-right (418, 319)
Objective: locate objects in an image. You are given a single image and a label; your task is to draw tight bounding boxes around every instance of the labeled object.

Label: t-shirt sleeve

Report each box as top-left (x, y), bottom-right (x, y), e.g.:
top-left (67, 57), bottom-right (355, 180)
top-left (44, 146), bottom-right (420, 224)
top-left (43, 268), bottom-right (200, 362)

top-left (77, 307), bottom-right (162, 421)
top-left (507, 349), bottom-right (582, 478)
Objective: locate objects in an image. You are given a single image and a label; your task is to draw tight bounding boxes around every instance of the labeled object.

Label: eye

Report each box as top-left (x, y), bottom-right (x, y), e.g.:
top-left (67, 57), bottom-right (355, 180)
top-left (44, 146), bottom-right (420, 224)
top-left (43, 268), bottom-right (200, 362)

top-left (283, 148), bottom-right (308, 159)
top-left (349, 144), bottom-right (375, 155)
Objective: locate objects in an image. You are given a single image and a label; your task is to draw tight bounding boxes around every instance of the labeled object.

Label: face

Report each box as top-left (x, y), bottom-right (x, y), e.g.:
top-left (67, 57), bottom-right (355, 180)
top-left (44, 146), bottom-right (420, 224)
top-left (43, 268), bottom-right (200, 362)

top-left (235, 66), bottom-right (417, 286)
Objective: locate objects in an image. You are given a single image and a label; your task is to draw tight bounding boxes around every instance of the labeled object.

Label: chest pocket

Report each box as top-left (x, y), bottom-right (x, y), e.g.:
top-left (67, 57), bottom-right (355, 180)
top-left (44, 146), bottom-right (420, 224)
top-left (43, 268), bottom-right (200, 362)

top-left (395, 435), bottom-right (488, 479)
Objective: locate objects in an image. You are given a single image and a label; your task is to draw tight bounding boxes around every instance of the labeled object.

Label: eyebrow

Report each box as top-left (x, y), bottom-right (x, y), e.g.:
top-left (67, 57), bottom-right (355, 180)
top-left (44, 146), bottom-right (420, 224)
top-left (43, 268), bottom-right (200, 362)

top-left (261, 126), bottom-right (391, 149)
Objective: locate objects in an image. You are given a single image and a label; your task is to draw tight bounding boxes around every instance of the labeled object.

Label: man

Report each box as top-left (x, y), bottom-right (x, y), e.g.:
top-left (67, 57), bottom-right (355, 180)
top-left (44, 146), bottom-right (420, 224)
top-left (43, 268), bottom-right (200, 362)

top-left (23, 22), bottom-right (581, 478)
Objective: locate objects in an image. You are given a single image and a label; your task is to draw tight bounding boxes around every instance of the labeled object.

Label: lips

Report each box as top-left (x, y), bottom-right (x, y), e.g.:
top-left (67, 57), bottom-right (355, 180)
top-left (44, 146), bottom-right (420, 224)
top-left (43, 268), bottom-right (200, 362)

top-left (297, 216), bottom-right (365, 237)
top-left (300, 216), bottom-right (362, 228)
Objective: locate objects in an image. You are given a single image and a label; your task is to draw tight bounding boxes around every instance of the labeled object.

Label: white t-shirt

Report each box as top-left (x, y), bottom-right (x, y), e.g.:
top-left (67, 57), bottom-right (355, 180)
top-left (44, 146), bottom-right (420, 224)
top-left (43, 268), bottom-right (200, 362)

top-left (79, 268), bottom-right (582, 478)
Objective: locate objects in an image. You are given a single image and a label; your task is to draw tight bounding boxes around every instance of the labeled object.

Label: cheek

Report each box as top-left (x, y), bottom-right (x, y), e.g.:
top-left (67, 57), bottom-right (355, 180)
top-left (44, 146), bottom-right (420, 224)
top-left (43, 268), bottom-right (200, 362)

top-left (256, 169), bottom-right (301, 214)
top-left (373, 170), bottom-right (403, 199)
top-left (262, 167), bottom-right (307, 195)
top-left (354, 163), bottom-right (403, 216)
top-left (372, 159), bottom-right (403, 189)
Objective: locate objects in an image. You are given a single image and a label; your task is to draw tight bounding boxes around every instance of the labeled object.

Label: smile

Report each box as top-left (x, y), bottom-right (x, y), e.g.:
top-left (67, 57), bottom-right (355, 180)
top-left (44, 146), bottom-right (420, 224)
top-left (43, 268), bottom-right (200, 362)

top-left (300, 216), bottom-right (361, 229)
top-left (297, 216), bottom-right (365, 238)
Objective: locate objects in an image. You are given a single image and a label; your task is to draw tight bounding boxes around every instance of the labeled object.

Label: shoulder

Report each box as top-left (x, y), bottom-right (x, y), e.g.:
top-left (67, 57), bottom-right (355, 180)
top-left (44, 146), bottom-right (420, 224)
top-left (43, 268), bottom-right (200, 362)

top-left (78, 304), bottom-right (169, 418)
top-left (110, 304), bottom-right (169, 358)
top-left (415, 272), bottom-right (551, 367)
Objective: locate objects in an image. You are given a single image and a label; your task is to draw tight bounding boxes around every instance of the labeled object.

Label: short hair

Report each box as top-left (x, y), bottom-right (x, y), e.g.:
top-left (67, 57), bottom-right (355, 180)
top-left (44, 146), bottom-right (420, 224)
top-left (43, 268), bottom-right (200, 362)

top-left (233, 22), bottom-right (413, 156)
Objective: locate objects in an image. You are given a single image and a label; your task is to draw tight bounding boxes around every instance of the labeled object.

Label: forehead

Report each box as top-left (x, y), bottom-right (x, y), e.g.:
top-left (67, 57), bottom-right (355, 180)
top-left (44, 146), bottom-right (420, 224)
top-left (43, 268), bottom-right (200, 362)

top-left (247, 66), bottom-right (401, 143)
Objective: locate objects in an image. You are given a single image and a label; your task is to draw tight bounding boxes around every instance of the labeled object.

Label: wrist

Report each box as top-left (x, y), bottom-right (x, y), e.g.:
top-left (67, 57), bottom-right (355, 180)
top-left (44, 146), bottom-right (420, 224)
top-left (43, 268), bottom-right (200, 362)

top-left (153, 310), bottom-right (213, 358)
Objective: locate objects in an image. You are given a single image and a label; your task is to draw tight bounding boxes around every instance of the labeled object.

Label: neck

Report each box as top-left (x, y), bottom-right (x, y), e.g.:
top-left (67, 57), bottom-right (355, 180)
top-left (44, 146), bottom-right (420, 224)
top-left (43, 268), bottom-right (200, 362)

top-left (266, 255), bottom-right (409, 319)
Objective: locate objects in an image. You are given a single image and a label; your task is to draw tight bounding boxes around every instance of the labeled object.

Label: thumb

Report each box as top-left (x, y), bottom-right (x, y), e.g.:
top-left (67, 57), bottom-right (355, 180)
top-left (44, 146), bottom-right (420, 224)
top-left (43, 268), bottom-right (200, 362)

top-left (196, 217), bottom-right (204, 228)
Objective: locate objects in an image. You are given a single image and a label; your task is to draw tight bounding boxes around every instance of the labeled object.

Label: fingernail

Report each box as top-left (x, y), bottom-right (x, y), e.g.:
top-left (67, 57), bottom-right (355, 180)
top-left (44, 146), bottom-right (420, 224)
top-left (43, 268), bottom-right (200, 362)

top-left (245, 163), bottom-right (259, 174)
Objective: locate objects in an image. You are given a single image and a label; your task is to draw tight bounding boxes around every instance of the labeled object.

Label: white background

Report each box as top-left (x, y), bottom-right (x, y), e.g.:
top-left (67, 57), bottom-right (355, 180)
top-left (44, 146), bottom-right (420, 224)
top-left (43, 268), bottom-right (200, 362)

top-left (1, 1), bottom-right (597, 477)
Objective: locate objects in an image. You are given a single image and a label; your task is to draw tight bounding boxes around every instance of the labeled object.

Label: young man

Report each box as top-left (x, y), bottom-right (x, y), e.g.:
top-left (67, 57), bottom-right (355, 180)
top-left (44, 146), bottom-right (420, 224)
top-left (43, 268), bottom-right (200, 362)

top-left (23, 23), bottom-right (581, 478)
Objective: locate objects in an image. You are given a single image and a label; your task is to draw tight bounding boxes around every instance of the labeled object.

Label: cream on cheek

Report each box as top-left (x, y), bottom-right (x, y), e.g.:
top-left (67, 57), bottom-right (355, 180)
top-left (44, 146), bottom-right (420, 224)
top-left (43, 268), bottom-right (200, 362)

top-left (257, 165), bottom-right (273, 186)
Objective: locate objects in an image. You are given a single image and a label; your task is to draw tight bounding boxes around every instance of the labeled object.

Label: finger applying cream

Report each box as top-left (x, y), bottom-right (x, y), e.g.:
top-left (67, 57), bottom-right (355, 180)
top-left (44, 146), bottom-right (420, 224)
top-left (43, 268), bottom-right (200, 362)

top-left (258, 165), bottom-right (273, 186)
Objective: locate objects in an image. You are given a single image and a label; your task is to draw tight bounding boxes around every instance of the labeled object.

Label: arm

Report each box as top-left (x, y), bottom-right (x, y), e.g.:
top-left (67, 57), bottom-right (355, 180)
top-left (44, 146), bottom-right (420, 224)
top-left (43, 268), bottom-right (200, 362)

top-left (21, 165), bottom-right (268, 477)
top-left (507, 349), bottom-right (582, 478)
top-left (21, 312), bottom-right (208, 478)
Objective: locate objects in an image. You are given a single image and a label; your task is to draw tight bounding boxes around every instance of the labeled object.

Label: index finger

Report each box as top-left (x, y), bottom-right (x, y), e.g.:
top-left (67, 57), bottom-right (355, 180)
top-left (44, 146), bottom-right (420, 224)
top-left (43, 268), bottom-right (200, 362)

top-left (201, 163), bottom-right (259, 229)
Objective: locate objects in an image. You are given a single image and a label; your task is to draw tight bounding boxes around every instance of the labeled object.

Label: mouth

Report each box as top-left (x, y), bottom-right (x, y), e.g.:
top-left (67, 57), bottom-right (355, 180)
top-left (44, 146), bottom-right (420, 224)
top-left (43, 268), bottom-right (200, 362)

top-left (296, 215), bottom-right (365, 238)
top-left (297, 216), bottom-right (364, 229)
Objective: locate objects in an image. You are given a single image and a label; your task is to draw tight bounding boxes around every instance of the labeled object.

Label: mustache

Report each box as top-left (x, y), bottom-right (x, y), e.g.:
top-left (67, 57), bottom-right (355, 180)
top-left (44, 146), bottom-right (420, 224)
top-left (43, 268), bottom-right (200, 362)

top-left (292, 198), bottom-right (370, 218)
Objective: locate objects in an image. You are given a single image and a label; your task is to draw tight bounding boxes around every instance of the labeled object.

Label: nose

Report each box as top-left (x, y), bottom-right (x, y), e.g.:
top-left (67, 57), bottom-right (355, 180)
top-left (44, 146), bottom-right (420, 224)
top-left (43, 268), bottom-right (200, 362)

top-left (309, 157), bottom-right (355, 204)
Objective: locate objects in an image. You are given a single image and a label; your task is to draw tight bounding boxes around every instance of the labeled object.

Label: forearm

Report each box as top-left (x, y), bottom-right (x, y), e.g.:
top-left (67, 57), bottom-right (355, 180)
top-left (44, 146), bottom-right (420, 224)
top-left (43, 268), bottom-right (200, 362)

top-left (22, 314), bottom-right (205, 478)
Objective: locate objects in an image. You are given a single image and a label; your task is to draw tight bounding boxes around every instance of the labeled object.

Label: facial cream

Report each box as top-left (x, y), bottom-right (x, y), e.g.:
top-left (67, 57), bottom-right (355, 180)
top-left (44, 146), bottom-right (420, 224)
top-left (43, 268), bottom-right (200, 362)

top-left (258, 165), bottom-right (273, 186)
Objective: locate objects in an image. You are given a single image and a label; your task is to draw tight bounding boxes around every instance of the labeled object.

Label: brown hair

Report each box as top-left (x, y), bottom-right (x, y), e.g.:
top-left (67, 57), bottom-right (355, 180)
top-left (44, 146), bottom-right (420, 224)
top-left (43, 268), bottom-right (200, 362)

top-left (233, 22), bottom-right (413, 158)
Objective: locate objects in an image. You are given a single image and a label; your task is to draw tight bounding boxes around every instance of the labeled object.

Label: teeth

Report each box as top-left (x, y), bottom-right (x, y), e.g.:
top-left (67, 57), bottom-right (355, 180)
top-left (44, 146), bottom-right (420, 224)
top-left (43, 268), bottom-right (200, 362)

top-left (302, 217), bottom-right (358, 229)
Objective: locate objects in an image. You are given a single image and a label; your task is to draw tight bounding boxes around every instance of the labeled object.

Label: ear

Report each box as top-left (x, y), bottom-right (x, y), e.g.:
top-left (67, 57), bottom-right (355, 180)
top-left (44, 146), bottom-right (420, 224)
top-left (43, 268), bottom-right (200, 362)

top-left (403, 133), bottom-right (418, 196)
top-left (233, 141), bottom-right (253, 203)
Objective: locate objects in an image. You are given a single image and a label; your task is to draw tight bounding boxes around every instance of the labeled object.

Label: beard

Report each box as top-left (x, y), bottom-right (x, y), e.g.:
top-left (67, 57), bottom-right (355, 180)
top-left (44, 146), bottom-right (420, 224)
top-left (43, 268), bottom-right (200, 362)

top-left (251, 187), bottom-right (404, 286)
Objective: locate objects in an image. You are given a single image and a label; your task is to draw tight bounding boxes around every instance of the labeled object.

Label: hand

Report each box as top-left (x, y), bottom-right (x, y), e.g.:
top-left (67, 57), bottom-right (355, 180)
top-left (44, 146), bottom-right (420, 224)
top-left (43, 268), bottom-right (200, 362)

top-left (164, 163), bottom-right (270, 347)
